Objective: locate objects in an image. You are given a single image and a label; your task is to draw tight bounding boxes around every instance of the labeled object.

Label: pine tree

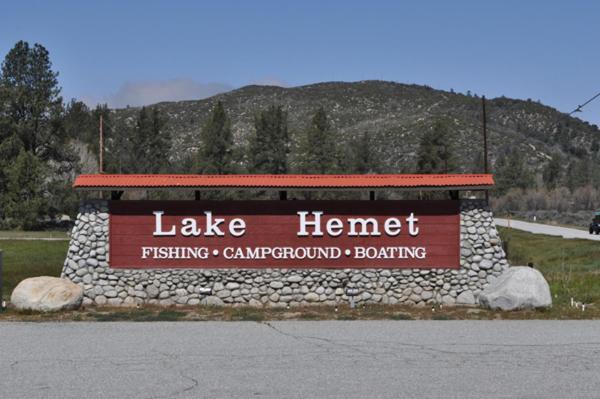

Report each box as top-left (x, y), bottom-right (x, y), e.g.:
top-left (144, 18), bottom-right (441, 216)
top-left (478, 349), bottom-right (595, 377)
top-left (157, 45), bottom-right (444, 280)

top-left (248, 105), bottom-right (289, 174)
top-left (0, 41), bottom-right (67, 161)
top-left (3, 150), bottom-right (47, 229)
top-left (0, 41), bottom-right (77, 227)
top-left (197, 101), bottom-right (234, 174)
top-left (494, 151), bottom-right (534, 194)
top-left (148, 107), bottom-right (170, 172)
top-left (416, 120), bottom-right (457, 173)
top-left (297, 107), bottom-right (339, 174)
top-left (346, 132), bottom-right (379, 173)
top-left (542, 154), bottom-right (562, 190)
top-left (129, 106), bottom-right (170, 173)
top-left (565, 158), bottom-right (590, 192)
top-left (131, 106), bottom-right (151, 172)
top-left (64, 100), bottom-right (93, 142)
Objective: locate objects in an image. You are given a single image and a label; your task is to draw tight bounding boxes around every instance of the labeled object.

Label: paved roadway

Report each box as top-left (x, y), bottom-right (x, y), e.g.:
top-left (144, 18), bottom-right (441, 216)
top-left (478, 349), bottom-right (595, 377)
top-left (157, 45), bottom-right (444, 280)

top-left (0, 321), bottom-right (599, 398)
top-left (495, 218), bottom-right (600, 241)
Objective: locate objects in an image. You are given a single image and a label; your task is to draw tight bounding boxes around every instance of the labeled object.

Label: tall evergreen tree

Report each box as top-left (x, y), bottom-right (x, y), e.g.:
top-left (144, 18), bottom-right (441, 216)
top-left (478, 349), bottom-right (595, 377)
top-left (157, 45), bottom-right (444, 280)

top-left (416, 120), bottom-right (456, 173)
top-left (248, 105), bottom-right (289, 174)
top-left (542, 154), bottom-right (562, 190)
top-left (346, 131), bottom-right (379, 173)
top-left (0, 41), bottom-right (77, 226)
top-left (0, 41), bottom-right (69, 162)
top-left (149, 107), bottom-right (170, 171)
top-left (3, 150), bottom-right (47, 229)
top-left (64, 100), bottom-right (93, 142)
top-left (197, 101), bottom-right (234, 174)
top-left (494, 150), bottom-right (534, 194)
top-left (565, 158), bottom-right (590, 192)
top-left (130, 106), bottom-right (170, 173)
top-left (297, 107), bottom-right (339, 174)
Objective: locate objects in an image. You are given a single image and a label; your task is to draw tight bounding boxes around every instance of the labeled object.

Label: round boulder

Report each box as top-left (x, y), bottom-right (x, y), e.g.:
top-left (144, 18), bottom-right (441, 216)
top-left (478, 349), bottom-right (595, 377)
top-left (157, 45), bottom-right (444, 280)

top-left (11, 276), bottom-right (83, 312)
top-left (479, 267), bottom-right (551, 311)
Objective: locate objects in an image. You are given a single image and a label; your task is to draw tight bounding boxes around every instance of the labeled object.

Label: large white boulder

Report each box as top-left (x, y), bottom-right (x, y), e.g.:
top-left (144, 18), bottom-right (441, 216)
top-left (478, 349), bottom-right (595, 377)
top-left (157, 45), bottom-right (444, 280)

top-left (479, 267), bottom-right (552, 311)
top-left (11, 276), bottom-right (83, 312)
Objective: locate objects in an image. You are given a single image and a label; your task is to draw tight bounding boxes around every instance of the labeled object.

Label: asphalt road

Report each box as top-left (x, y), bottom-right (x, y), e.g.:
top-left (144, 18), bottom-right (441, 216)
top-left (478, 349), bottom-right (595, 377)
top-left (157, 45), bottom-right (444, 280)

top-left (0, 321), bottom-right (598, 399)
top-left (495, 218), bottom-right (600, 241)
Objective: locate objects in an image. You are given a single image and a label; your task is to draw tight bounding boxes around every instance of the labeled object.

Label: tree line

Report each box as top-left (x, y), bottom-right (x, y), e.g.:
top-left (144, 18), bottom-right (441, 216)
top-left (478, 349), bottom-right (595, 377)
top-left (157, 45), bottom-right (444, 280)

top-left (0, 41), bottom-right (392, 228)
top-left (2, 40), bottom-right (597, 229)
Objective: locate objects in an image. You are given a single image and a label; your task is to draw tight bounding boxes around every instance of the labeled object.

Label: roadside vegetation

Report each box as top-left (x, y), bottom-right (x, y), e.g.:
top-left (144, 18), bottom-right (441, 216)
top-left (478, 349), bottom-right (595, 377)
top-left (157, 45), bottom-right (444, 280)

top-left (499, 227), bottom-right (600, 308)
top-left (0, 230), bottom-right (70, 239)
top-left (0, 240), bottom-right (66, 299)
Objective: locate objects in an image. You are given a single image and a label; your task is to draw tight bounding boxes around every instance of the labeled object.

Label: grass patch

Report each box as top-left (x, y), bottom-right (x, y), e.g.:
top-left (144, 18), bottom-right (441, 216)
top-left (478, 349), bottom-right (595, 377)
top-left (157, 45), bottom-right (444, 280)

top-left (0, 240), bottom-right (67, 299)
top-left (92, 309), bottom-right (187, 322)
top-left (389, 313), bottom-right (413, 320)
top-left (432, 314), bottom-right (454, 320)
top-left (498, 227), bottom-right (600, 309)
top-left (498, 227), bottom-right (600, 273)
top-left (298, 312), bottom-right (320, 320)
top-left (336, 314), bottom-right (357, 320)
top-left (229, 308), bottom-right (265, 322)
top-left (0, 230), bottom-right (70, 239)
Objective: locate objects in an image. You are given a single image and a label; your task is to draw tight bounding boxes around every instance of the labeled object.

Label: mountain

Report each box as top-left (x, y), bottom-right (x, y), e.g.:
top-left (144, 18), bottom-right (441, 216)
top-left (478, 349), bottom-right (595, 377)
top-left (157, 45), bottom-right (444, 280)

top-left (110, 80), bottom-right (600, 176)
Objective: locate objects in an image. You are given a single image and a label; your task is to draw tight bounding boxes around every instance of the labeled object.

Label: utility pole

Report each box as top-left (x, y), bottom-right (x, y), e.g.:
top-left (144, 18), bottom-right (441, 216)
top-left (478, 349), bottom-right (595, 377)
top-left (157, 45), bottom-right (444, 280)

top-left (482, 96), bottom-right (488, 174)
top-left (482, 96), bottom-right (489, 202)
top-left (0, 250), bottom-right (4, 311)
top-left (99, 114), bottom-right (104, 173)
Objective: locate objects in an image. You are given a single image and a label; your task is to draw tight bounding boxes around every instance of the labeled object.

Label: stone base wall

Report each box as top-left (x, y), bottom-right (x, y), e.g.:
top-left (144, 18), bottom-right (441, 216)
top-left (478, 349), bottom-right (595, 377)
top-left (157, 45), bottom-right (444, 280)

top-left (62, 199), bottom-right (509, 307)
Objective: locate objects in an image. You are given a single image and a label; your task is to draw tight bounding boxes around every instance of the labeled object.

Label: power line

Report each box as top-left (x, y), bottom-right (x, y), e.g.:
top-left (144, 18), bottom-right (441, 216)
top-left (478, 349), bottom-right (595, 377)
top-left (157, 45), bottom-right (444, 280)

top-left (570, 91), bottom-right (600, 115)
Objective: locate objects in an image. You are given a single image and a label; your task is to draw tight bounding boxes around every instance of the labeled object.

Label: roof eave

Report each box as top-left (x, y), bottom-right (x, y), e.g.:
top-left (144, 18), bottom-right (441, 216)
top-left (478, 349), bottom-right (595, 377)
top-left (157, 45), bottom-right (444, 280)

top-left (74, 185), bottom-right (494, 192)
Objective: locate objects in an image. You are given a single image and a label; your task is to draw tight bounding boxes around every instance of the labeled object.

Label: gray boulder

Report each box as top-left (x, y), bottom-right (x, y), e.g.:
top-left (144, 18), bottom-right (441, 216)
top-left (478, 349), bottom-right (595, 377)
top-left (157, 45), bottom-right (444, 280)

top-left (11, 276), bottom-right (83, 312)
top-left (479, 267), bottom-right (552, 311)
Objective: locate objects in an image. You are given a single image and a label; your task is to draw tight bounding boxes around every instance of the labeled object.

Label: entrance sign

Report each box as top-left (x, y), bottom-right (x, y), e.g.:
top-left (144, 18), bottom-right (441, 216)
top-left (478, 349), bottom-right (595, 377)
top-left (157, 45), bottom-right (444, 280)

top-left (109, 200), bottom-right (460, 269)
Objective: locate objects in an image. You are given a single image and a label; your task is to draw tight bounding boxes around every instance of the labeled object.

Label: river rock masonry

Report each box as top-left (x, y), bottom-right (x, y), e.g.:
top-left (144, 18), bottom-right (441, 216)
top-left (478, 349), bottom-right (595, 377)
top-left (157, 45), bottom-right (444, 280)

top-left (62, 199), bottom-right (509, 307)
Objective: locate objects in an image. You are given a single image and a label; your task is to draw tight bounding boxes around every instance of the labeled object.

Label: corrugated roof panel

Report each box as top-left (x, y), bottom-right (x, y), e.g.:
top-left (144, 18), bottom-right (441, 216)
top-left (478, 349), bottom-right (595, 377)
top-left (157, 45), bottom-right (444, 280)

top-left (73, 174), bottom-right (494, 189)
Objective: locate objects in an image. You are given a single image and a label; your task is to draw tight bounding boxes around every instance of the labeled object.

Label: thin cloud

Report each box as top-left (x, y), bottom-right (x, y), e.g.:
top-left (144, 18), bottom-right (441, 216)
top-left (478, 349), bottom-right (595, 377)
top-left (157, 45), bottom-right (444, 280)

top-left (250, 77), bottom-right (289, 87)
top-left (84, 79), bottom-right (233, 108)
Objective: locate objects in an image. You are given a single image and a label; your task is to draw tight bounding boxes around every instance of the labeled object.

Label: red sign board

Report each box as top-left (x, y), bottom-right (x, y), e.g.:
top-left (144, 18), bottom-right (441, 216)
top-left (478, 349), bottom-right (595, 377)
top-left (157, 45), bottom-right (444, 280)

top-left (109, 200), bottom-right (460, 269)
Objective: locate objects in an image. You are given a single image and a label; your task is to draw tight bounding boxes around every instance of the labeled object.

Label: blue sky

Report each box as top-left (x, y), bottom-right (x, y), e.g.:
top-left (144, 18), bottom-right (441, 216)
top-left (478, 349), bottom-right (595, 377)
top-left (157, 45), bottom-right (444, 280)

top-left (2, 0), bottom-right (600, 124)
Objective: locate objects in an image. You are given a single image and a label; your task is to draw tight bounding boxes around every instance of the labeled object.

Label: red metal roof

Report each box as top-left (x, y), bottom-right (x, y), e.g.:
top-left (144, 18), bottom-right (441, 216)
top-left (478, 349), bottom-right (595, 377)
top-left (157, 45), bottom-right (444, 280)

top-left (73, 174), bottom-right (494, 190)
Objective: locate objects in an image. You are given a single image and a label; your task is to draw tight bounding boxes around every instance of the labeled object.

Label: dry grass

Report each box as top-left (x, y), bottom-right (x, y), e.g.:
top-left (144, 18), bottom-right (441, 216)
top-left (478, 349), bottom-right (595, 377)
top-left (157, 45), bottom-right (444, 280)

top-left (1, 301), bottom-right (598, 322)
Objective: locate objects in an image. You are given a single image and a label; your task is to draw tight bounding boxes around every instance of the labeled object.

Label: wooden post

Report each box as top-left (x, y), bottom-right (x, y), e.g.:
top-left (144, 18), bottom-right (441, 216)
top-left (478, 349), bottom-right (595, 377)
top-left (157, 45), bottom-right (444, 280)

top-left (99, 114), bottom-right (104, 173)
top-left (111, 191), bottom-right (123, 200)
top-left (482, 96), bottom-right (489, 202)
top-left (482, 96), bottom-right (488, 174)
top-left (0, 250), bottom-right (4, 311)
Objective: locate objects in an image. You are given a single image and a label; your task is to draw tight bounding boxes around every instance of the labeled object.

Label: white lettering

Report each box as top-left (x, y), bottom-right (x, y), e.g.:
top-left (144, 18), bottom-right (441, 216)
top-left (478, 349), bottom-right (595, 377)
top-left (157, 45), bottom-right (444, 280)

top-left (181, 218), bottom-right (201, 237)
top-left (348, 217), bottom-right (381, 237)
top-left (153, 211), bottom-right (176, 236)
top-left (203, 211), bottom-right (225, 236)
top-left (326, 218), bottom-right (344, 237)
top-left (228, 218), bottom-right (246, 237)
top-left (384, 218), bottom-right (402, 236)
top-left (297, 211), bottom-right (324, 236)
top-left (407, 213), bottom-right (419, 236)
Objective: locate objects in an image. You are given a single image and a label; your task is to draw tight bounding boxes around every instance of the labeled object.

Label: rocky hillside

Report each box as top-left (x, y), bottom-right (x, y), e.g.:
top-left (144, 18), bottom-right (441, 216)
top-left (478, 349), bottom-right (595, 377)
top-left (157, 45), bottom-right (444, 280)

top-left (111, 80), bottom-right (600, 175)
